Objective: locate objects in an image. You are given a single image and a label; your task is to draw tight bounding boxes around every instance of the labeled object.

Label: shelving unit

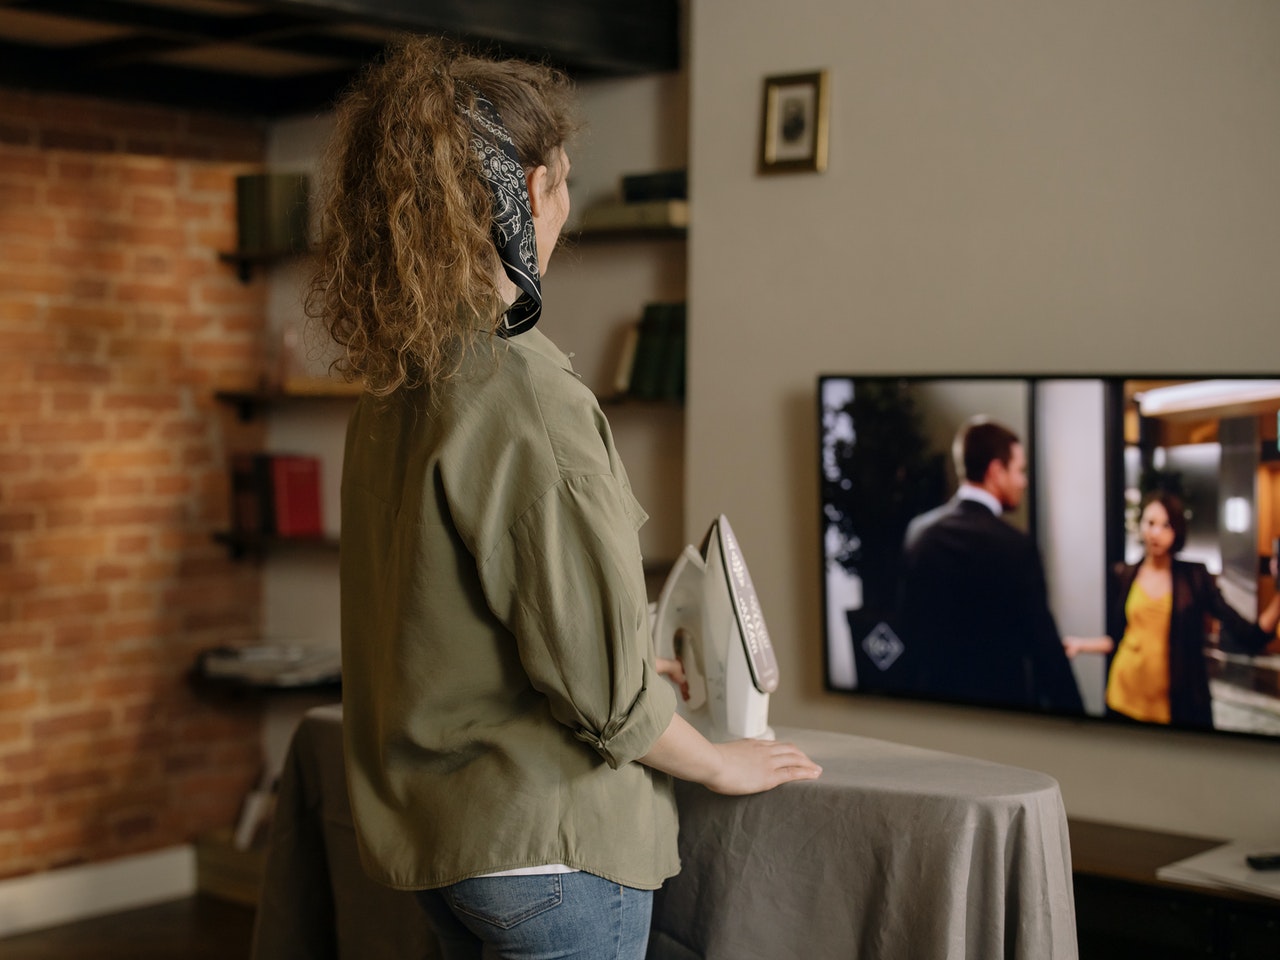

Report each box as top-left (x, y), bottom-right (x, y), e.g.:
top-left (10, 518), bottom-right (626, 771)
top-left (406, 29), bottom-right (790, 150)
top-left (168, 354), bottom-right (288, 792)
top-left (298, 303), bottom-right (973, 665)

top-left (560, 187), bottom-right (689, 579)
top-left (1069, 818), bottom-right (1280, 959)
top-left (206, 292), bottom-right (350, 862)
top-left (218, 248), bottom-right (307, 284)
top-left (212, 376), bottom-right (358, 560)
top-left (211, 378), bottom-right (356, 559)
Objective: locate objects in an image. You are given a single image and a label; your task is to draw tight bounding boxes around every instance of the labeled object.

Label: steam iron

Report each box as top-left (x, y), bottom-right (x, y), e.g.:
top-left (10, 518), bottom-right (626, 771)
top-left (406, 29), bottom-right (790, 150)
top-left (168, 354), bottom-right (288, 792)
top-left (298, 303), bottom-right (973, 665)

top-left (651, 515), bottom-right (780, 741)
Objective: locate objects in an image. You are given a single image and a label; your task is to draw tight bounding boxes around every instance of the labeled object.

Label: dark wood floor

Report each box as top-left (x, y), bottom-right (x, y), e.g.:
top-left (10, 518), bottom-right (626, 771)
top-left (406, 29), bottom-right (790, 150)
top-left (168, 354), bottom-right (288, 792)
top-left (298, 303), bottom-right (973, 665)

top-left (0, 896), bottom-right (255, 960)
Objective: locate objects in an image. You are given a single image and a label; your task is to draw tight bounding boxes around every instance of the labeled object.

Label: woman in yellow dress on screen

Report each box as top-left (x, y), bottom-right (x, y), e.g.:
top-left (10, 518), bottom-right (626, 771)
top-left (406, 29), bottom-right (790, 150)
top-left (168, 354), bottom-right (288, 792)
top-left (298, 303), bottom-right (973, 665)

top-left (1068, 491), bottom-right (1279, 729)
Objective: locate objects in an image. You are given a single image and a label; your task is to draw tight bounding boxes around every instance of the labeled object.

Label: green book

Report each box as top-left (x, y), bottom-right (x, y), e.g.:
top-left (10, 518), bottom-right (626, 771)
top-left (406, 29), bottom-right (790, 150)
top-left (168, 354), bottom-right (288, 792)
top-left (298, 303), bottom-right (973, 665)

top-left (656, 305), bottom-right (686, 402)
top-left (627, 304), bottom-right (672, 400)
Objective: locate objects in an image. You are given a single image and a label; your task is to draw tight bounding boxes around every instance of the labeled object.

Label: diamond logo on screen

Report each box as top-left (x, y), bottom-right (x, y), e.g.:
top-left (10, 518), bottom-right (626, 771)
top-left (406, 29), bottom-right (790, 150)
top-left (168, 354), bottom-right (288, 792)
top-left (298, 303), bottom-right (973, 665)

top-left (862, 623), bottom-right (904, 672)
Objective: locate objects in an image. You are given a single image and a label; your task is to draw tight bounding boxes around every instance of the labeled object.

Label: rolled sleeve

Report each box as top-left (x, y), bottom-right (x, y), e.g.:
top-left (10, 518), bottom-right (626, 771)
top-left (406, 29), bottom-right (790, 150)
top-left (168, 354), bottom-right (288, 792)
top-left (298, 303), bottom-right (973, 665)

top-left (572, 659), bottom-right (676, 768)
top-left (479, 473), bottom-right (676, 768)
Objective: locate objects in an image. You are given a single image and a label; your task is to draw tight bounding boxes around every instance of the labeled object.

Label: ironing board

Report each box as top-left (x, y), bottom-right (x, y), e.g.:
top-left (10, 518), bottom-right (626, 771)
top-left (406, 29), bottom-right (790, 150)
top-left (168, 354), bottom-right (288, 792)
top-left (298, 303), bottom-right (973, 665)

top-left (251, 707), bottom-right (1077, 960)
top-left (648, 726), bottom-right (1077, 959)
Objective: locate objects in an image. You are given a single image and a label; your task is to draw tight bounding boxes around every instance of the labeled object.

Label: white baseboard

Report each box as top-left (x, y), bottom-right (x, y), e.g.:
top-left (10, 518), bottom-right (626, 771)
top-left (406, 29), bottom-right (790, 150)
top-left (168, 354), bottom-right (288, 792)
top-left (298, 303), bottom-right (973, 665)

top-left (0, 844), bottom-right (196, 938)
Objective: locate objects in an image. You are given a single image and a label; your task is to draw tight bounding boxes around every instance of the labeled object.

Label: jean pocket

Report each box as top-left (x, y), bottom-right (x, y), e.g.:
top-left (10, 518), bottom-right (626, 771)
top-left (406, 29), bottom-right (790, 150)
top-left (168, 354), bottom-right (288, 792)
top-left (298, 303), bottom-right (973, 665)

top-left (446, 875), bottom-right (564, 930)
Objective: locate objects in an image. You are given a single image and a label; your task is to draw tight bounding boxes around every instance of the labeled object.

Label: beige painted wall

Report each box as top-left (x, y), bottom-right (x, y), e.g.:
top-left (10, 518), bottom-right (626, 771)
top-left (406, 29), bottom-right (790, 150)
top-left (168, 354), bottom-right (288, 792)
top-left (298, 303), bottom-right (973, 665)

top-left (546, 71), bottom-right (691, 564)
top-left (685, 0), bottom-right (1280, 839)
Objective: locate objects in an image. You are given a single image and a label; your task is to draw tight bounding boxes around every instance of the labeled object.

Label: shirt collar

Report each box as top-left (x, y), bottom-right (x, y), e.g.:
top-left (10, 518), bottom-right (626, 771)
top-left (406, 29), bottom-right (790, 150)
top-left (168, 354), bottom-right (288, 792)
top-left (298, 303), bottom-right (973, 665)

top-left (958, 484), bottom-right (1003, 516)
top-left (508, 327), bottom-right (577, 375)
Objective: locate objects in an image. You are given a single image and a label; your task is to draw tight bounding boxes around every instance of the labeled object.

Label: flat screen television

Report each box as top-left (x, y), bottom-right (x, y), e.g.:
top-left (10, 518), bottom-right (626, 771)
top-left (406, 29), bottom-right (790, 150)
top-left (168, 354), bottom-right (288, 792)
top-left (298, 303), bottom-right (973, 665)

top-left (819, 374), bottom-right (1280, 741)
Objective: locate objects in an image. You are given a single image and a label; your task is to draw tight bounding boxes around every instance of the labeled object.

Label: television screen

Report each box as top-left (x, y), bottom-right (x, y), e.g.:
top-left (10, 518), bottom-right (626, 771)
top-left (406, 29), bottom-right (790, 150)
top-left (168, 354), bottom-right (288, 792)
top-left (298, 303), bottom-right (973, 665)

top-left (819, 375), bottom-right (1280, 740)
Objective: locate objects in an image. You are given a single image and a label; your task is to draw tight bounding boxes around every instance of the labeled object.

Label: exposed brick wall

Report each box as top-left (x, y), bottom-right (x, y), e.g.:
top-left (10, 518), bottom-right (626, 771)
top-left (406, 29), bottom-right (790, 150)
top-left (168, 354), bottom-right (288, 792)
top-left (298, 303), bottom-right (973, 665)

top-left (0, 90), bottom-right (272, 879)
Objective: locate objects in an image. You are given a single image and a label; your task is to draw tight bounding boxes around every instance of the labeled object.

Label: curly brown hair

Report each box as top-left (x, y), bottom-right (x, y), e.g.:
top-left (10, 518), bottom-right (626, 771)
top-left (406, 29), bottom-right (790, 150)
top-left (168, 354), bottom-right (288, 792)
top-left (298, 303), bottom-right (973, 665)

top-left (309, 35), bottom-right (579, 395)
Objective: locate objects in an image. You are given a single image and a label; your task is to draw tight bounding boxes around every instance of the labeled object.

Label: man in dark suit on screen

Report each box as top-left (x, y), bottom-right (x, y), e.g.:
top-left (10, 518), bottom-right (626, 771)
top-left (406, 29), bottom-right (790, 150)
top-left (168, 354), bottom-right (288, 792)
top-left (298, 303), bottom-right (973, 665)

top-left (899, 416), bottom-right (1084, 714)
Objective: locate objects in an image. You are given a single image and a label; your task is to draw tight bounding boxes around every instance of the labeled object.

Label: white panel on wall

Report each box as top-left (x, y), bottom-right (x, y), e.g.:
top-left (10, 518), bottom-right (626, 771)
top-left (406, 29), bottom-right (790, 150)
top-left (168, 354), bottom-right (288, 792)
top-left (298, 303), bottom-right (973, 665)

top-left (1036, 379), bottom-right (1108, 715)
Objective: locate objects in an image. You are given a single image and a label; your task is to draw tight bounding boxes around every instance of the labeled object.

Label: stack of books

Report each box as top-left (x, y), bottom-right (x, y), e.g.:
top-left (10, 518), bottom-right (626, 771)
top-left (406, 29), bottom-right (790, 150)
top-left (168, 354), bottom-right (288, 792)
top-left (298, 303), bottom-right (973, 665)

top-left (577, 168), bottom-right (688, 234)
top-left (229, 453), bottom-right (323, 539)
top-left (611, 301), bottom-right (687, 402)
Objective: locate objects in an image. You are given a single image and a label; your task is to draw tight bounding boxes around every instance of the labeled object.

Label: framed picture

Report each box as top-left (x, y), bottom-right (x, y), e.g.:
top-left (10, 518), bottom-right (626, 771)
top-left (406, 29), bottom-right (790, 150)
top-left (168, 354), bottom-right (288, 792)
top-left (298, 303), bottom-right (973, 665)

top-left (758, 70), bottom-right (829, 174)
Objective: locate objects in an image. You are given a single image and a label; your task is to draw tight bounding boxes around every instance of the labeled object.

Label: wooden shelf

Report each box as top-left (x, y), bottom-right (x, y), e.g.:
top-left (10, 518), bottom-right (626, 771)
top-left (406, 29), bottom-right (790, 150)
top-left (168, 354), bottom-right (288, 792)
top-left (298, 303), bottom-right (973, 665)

top-left (218, 248), bottom-right (307, 283)
top-left (191, 668), bottom-right (341, 700)
top-left (214, 378), bottom-right (362, 420)
top-left (571, 198), bottom-right (688, 242)
top-left (598, 394), bottom-right (684, 409)
top-left (214, 530), bottom-right (339, 559)
top-left (276, 376), bottom-right (363, 397)
top-left (572, 225), bottom-right (687, 242)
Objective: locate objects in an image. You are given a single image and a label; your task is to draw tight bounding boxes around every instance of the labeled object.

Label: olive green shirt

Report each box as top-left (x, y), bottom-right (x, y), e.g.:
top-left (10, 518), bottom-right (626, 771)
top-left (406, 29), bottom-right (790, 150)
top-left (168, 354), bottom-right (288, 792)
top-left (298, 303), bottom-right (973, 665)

top-left (339, 327), bottom-right (680, 891)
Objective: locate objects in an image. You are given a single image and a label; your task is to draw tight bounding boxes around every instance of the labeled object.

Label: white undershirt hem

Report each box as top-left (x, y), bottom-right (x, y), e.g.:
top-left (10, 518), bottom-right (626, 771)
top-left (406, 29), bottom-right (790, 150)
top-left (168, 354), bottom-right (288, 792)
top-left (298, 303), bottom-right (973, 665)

top-left (479, 864), bottom-right (580, 877)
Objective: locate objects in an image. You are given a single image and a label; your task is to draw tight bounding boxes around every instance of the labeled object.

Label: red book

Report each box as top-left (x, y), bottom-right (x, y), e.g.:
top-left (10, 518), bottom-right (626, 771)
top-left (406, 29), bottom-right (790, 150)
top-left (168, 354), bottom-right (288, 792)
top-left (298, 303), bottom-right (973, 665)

top-left (229, 453), bottom-right (270, 535)
top-left (269, 455), bottom-right (323, 537)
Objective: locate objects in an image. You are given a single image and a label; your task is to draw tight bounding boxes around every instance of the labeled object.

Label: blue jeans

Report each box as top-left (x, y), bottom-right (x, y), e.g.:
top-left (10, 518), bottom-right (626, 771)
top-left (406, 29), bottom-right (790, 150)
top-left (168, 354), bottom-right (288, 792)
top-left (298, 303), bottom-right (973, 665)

top-left (415, 872), bottom-right (653, 960)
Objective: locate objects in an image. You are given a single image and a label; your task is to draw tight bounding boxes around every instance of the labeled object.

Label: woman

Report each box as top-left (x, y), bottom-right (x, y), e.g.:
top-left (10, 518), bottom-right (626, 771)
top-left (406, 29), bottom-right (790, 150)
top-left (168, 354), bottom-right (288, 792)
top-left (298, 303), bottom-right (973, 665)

top-left (310, 36), bottom-right (821, 959)
top-left (1067, 491), bottom-right (1279, 728)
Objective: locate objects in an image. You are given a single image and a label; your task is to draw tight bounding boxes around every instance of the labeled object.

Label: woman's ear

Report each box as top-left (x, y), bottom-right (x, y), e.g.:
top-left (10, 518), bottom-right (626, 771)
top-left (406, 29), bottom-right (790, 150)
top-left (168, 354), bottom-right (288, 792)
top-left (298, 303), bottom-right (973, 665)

top-left (525, 164), bottom-right (548, 218)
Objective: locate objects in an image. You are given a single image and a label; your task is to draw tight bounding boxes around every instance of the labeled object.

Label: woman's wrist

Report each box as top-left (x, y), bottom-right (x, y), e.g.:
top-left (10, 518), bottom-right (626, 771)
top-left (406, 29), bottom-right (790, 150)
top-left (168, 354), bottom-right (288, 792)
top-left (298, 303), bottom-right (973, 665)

top-left (639, 712), bottom-right (724, 787)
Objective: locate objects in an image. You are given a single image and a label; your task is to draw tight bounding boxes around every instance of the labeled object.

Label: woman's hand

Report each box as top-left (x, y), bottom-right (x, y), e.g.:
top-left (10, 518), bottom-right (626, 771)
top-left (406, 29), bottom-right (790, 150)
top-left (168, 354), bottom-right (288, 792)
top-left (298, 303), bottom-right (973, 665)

top-left (655, 656), bottom-right (690, 701)
top-left (640, 712), bottom-right (821, 795)
top-left (705, 737), bottom-right (824, 796)
top-left (1062, 635), bottom-right (1115, 659)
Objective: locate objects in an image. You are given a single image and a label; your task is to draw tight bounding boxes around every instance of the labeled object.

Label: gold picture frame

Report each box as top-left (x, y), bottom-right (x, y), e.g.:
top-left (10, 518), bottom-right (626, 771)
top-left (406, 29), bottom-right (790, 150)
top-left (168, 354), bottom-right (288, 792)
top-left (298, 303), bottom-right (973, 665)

top-left (758, 70), bottom-right (829, 174)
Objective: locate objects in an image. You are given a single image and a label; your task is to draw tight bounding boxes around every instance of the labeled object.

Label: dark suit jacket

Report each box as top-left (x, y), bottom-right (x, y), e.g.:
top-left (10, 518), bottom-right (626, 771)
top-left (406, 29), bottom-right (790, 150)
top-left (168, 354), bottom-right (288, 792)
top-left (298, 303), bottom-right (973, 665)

top-left (900, 497), bottom-right (1084, 714)
top-left (1107, 559), bottom-right (1272, 729)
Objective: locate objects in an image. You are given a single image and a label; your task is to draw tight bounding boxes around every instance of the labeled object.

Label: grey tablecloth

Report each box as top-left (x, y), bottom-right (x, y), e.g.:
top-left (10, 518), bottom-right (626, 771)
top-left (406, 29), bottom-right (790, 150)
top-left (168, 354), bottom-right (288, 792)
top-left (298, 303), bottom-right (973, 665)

top-left (252, 707), bottom-right (1077, 960)
top-left (649, 727), bottom-right (1077, 960)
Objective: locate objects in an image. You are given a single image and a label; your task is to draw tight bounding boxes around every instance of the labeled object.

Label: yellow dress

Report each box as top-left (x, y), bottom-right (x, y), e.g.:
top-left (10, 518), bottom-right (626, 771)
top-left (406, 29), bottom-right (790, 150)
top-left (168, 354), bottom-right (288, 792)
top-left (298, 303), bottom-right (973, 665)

top-left (1106, 580), bottom-right (1173, 723)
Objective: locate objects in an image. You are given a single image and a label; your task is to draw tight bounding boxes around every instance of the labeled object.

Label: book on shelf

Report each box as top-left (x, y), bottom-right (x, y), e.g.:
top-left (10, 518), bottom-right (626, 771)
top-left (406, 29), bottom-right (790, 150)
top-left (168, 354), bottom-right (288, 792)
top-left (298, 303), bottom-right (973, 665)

top-left (228, 453), bottom-right (323, 539)
top-left (578, 198), bottom-right (688, 233)
top-left (229, 453), bottom-right (274, 536)
top-left (658, 307), bottom-right (687, 402)
top-left (621, 169), bottom-right (687, 202)
top-left (616, 302), bottom-right (686, 402)
top-left (611, 323), bottom-right (642, 397)
top-left (270, 455), bottom-right (323, 537)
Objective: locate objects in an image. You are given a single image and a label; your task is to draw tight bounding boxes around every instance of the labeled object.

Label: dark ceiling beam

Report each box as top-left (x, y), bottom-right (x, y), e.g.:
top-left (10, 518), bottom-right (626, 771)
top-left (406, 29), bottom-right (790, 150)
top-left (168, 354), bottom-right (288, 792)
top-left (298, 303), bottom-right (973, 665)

top-left (0, 0), bottom-right (681, 116)
top-left (61, 24), bottom-right (383, 71)
top-left (0, 40), bottom-right (351, 115)
top-left (252, 32), bottom-right (386, 63)
top-left (262, 0), bottom-right (681, 75)
top-left (6, 0), bottom-right (256, 39)
top-left (63, 35), bottom-right (206, 69)
top-left (6, 0), bottom-right (680, 74)
top-left (7, 1), bottom-right (321, 45)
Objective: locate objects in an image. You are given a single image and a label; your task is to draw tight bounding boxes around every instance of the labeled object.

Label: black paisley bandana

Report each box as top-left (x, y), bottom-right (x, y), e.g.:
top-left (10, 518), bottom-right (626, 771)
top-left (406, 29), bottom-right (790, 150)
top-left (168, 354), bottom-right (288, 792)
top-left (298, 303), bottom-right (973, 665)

top-left (459, 90), bottom-right (542, 337)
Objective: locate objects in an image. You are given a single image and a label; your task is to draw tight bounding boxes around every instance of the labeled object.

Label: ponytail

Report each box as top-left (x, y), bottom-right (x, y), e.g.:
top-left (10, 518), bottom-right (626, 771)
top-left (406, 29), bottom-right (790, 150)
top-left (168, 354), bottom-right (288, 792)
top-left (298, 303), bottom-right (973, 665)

top-left (309, 36), bottom-right (577, 395)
